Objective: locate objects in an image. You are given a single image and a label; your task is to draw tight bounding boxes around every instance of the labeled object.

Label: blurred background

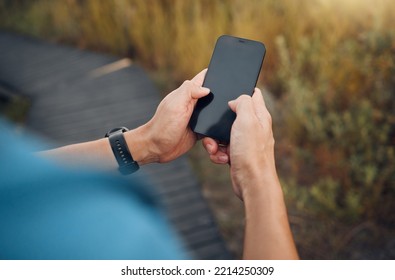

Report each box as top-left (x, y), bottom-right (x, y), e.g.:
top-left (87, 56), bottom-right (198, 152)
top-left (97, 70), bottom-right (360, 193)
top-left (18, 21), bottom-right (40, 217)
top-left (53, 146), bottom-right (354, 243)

top-left (0, 0), bottom-right (394, 259)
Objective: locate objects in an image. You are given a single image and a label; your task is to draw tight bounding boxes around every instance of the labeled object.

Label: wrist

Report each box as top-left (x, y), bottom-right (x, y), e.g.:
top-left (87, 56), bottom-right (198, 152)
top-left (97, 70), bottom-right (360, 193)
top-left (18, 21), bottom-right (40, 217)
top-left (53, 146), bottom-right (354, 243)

top-left (232, 155), bottom-right (282, 201)
top-left (242, 172), bottom-right (283, 203)
top-left (123, 125), bottom-right (159, 165)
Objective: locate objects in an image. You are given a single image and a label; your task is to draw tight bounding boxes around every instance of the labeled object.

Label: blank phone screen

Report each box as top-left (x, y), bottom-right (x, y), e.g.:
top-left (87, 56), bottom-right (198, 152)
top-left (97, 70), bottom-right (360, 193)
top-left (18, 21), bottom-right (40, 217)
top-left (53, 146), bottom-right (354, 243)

top-left (189, 35), bottom-right (266, 143)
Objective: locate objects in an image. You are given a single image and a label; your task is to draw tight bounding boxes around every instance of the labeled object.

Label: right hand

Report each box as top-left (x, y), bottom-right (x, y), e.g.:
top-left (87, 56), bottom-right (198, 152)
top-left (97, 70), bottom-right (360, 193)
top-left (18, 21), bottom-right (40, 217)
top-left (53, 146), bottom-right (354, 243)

top-left (203, 89), bottom-right (300, 260)
top-left (202, 88), bottom-right (277, 200)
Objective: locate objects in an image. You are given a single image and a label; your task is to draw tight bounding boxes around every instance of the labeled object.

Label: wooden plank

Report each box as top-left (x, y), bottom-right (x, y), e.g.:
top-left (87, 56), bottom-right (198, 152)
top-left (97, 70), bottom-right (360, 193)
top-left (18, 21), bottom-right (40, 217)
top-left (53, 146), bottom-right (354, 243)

top-left (0, 32), bottom-right (231, 259)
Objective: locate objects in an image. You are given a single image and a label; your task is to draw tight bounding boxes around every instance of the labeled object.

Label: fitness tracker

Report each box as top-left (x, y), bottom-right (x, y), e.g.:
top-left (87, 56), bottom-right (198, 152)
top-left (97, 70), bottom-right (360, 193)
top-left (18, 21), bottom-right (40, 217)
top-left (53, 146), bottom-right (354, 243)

top-left (105, 127), bottom-right (139, 175)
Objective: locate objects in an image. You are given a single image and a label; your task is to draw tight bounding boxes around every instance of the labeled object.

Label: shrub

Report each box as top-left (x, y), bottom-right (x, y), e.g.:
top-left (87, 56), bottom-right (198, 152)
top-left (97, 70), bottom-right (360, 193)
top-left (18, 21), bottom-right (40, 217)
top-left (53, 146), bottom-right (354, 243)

top-left (276, 29), bottom-right (395, 231)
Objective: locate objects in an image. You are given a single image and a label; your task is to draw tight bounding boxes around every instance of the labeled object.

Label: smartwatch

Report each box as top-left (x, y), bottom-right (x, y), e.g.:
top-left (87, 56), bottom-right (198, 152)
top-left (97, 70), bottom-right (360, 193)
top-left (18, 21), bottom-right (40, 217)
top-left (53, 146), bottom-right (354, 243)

top-left (105, 127), bottom-right (139, 175)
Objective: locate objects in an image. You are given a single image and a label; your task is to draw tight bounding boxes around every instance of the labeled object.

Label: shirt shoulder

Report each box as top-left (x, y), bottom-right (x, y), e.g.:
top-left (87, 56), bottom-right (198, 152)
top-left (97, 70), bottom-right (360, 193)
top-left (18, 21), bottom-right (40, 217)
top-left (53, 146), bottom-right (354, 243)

top-left (0, 119), bottom-right (187, 260)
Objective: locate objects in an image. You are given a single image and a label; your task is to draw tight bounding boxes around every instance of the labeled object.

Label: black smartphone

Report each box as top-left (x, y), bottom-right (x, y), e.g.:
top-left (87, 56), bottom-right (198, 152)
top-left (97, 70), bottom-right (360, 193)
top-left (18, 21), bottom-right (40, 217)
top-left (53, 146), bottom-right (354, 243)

top-left (189, 35), bottom-right (266, 144)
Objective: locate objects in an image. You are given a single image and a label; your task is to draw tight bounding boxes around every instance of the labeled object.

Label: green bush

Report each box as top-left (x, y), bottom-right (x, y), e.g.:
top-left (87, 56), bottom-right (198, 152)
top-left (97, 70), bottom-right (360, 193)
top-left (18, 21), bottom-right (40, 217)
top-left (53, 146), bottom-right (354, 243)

top-left (277, 31), bottom-right (395, 227)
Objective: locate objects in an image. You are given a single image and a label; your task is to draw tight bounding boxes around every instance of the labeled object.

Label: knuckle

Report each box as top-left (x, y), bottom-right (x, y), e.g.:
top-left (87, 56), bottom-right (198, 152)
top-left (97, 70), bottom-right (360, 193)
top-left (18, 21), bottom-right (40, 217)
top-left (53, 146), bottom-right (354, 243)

top-left (182, 80), bottom-right (192, 88)
top-left (238, 94), bottom-right (251, 102)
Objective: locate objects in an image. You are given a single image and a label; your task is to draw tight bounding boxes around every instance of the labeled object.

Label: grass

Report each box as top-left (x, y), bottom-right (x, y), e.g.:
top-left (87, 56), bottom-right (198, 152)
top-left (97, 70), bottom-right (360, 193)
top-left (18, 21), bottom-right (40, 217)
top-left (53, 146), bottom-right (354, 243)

top-left (1, 0), bottom-right (394, 259)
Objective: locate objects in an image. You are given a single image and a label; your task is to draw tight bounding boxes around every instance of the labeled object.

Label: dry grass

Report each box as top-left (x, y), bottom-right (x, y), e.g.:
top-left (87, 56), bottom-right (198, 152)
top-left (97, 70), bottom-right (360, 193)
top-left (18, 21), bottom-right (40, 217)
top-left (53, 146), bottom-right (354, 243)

top-left (1, 0), bottom-right (394, 259)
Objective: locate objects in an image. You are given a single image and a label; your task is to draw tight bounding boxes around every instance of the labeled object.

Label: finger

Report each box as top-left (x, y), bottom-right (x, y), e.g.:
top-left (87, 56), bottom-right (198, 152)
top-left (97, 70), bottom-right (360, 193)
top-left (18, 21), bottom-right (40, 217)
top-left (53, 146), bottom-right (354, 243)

top-left (228, 94), bottom-right (254, 115)
top-left (252, 87), bottom-right (272, 127)
top-left (191, 68), bottom-right (208, 86)
top-left (202, 138), bottom-right (228, 154)
top-left (252, 87), bottom-right (268, 120)
top-left (190, 85), bottom-right (210, 100)
top-left (252, 87), bottom-right (266, 108)
top-left (176, 80), bottom-right (210, 101)
top-left (209, 153), bottom-right (229, 164)
top-left (218, 145), bottom-right (228, 154)
top-left (202, 137), bottom-right (219, 155)
top-left (202, 137), bottom-right (229, 163)
top-left (228, 99), bottom-right (237, 113)
top-left (228, 95), bottom-right (258, 134)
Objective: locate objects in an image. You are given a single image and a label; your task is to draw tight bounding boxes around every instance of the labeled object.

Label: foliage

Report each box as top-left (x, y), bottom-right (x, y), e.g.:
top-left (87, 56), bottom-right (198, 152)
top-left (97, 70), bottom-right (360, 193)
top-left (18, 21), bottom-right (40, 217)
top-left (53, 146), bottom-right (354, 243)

top-left (277, 29), bottom-right (395, 225)
top-left (1, 0), bottom-right (394, 258)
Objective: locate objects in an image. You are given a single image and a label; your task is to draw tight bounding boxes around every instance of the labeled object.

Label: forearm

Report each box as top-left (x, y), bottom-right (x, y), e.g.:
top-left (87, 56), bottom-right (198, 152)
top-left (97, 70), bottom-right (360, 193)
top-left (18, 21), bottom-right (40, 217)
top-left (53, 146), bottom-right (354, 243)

top-left (38, 125), bottom-right (157, 170)
top-left (241, 169), bottom-right (299, 260)
top-left (39, 138), bottom-right (117, 170)
top-left (38, 70), bottom-right (208, 170)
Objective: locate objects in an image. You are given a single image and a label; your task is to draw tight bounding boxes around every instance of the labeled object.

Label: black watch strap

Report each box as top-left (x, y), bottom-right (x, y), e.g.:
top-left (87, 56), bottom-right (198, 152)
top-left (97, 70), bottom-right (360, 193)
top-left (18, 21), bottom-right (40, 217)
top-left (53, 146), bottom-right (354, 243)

top-left (105, 127), bottom-right (139, 175)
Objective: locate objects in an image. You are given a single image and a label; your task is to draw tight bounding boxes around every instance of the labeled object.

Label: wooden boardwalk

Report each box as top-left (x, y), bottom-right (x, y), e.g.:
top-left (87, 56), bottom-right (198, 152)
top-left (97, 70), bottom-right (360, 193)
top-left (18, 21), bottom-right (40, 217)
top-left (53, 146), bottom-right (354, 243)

top-left (0, 32), bottom-right (230, 259)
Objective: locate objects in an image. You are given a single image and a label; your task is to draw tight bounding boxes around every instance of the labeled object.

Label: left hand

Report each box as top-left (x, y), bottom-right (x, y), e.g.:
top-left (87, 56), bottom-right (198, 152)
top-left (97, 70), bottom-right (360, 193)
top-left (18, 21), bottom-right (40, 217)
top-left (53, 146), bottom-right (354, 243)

top-left (129, 69), bottom-right (210, 163)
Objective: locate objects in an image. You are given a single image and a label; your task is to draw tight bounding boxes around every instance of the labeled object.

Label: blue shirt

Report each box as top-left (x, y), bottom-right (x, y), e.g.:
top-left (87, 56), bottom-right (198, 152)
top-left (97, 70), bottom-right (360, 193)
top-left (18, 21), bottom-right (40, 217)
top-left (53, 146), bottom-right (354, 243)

top-left (0, 119), bottom-right (186, 259)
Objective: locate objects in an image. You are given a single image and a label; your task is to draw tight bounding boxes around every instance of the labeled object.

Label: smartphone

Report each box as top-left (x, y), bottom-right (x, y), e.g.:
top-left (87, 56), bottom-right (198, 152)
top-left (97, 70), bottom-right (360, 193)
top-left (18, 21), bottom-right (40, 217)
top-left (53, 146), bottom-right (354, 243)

top-left (189, 35), bottom-right (266, 144)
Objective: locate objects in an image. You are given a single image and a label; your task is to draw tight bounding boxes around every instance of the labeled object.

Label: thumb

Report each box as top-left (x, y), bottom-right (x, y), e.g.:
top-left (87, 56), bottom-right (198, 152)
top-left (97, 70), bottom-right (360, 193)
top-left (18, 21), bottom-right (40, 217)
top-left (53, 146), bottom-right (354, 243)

top-left (228, 99), bottom-right (237, 113)
top-left (228, 94), bottom-right (253, 113)
top-left (191, 68), bottom-right (208, 86)
top-left (191, 86), bottom-right (210, 100)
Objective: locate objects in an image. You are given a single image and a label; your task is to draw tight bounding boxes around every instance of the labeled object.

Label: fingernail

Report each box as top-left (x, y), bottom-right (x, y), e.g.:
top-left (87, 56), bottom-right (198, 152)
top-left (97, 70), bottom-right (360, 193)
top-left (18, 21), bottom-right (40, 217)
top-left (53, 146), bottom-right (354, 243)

top-left (206, 144), bottom-right (214, 154)
top-left (219, 155), bottom-right (228, 163)
top-left (201, 87), bottom-right (210, 92)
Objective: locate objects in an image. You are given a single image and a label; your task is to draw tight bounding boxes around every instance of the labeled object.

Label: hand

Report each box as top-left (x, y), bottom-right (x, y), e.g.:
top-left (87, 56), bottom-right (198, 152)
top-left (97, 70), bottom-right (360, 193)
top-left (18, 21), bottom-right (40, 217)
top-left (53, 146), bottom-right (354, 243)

top-left (202, 88), bottom-right (277, 199)
top-left (126, 69), bottom-right (210, 164)
top-left (203, 89), bottom-right (299, 260)
top-left (39, 70), bottom-right (209, 170)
